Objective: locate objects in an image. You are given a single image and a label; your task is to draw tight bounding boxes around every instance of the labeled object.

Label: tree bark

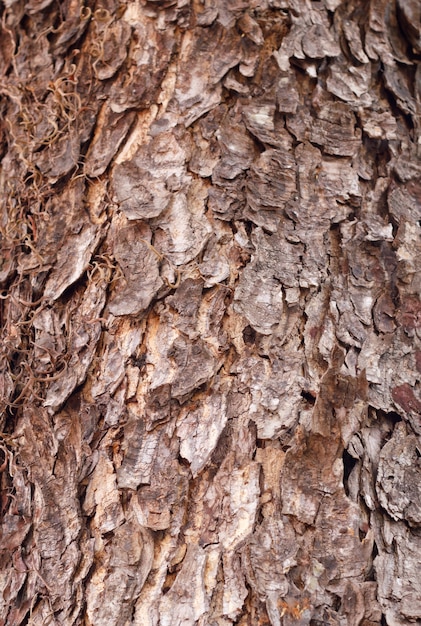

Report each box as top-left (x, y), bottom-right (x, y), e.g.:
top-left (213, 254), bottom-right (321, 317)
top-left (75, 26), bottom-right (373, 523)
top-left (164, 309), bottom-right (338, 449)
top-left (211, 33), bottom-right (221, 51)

top-left (0, 1), bottom-right (420, 625)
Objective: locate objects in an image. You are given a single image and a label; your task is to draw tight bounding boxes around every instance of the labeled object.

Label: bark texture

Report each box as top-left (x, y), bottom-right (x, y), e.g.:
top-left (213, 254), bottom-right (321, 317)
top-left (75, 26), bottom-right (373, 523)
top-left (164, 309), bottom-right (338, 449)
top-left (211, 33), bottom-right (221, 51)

top-left (0, 1), bottom-right (420, 625)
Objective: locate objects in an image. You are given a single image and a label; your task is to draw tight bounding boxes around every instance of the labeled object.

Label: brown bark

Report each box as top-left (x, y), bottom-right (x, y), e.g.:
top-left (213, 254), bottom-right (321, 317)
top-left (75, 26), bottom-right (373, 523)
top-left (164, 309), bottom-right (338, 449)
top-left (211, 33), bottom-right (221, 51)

top-left (0, 1), bottom-right (420, 625)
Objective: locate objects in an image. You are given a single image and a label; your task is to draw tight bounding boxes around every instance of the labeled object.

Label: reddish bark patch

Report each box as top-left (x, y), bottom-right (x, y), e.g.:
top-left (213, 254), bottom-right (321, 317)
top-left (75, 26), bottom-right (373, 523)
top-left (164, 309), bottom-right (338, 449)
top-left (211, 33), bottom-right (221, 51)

top-left (397, 297), bottom-right (421, 330)
top-left (392, 383), bottom-right (421, 413)
top-left (415, 351), bottom-right (421, 374)
top-left (309, 325), bottom-right (323, 339)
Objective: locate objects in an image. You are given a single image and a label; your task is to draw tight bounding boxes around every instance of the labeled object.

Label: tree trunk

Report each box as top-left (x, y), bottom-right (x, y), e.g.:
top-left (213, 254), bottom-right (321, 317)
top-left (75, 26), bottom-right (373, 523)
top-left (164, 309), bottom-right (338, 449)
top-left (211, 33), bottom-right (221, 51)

top-left (0, 1), bottom-right (420, 624)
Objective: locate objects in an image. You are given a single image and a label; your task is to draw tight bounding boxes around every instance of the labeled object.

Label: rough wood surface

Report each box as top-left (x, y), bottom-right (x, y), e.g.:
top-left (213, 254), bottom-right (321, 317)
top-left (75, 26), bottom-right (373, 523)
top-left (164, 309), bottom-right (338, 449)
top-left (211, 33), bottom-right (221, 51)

top-left (0, 1), bottom-right (420, 625)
